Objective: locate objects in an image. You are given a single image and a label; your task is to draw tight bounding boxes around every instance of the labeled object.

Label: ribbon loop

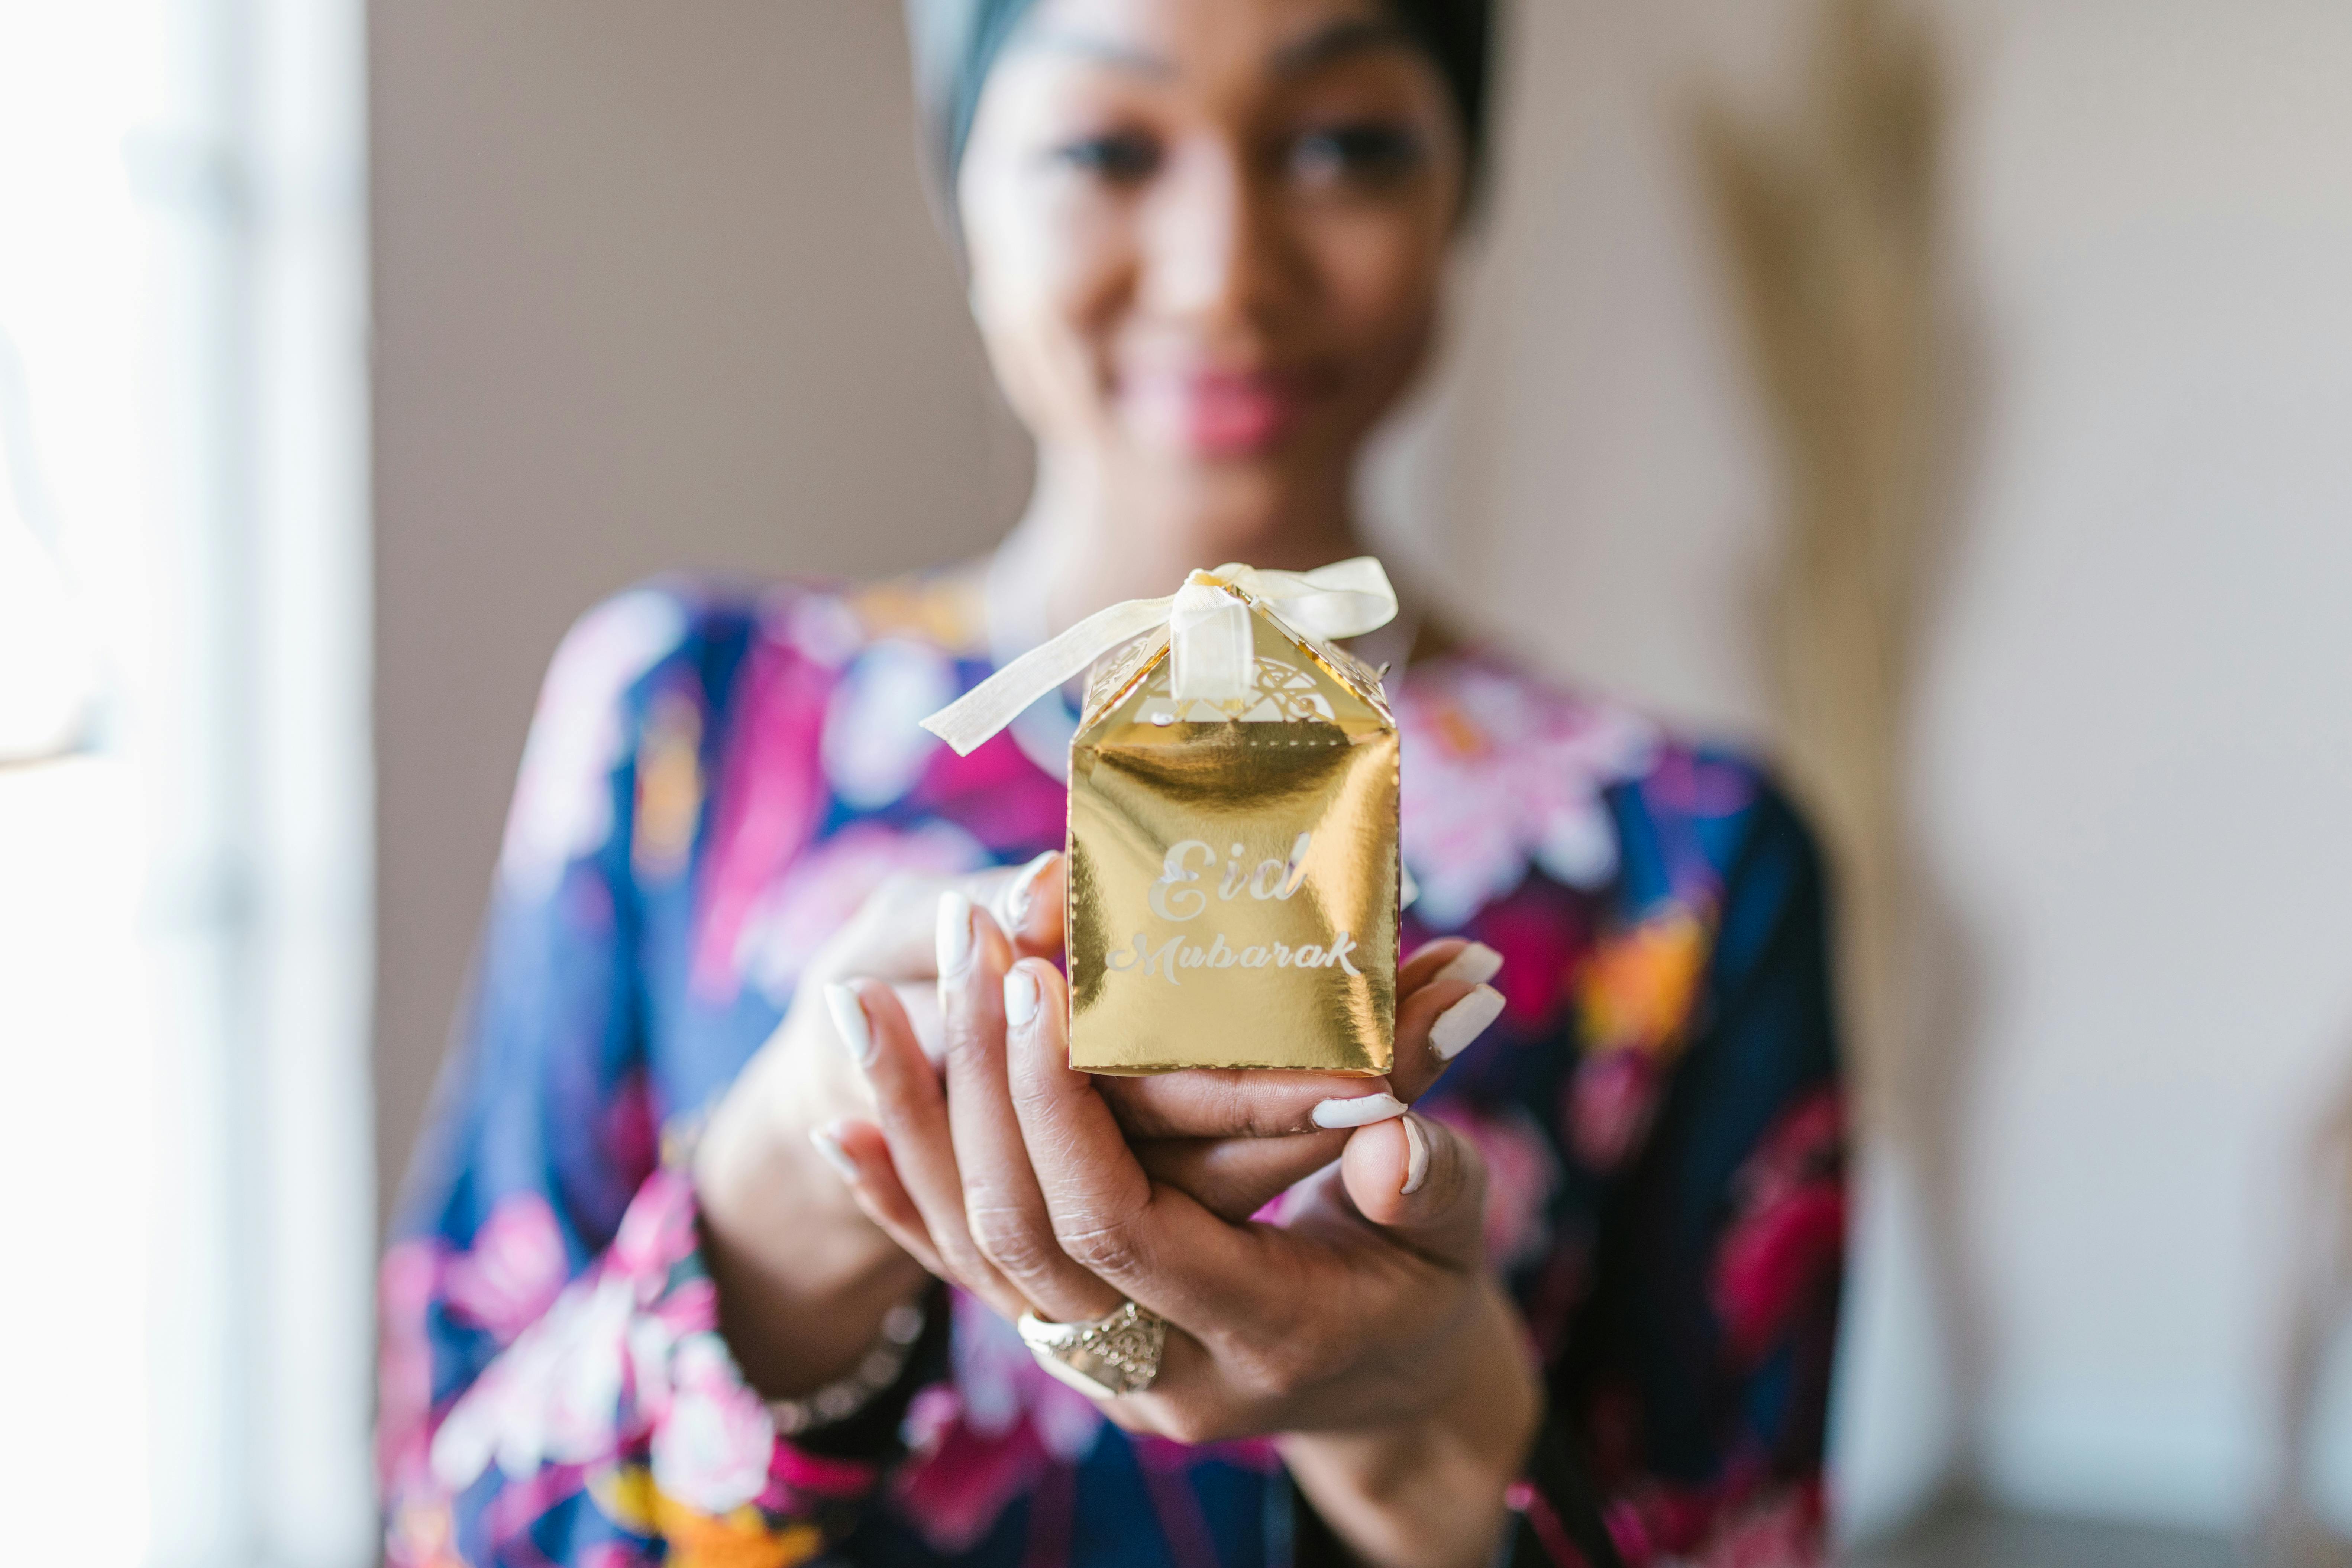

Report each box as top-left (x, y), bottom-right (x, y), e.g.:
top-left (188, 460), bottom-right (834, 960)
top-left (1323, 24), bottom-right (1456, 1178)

top-left (920, 556), bottom-right (1397, 756)
top-left (1217, 557), bottom-right (1399, 643)
top-left (1168, 577), bottom-right (1254, 702)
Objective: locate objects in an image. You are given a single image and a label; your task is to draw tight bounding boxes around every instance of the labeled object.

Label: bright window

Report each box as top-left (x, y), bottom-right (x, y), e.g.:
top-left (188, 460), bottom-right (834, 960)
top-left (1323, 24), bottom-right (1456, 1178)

top-left (0, 1), bottom-right (374, 1562)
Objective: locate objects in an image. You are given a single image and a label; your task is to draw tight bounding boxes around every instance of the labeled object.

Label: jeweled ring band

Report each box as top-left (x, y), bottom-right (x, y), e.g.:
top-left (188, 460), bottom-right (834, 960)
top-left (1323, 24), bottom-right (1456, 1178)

top-left (1016, 1300), bottom-right (1169, 1399)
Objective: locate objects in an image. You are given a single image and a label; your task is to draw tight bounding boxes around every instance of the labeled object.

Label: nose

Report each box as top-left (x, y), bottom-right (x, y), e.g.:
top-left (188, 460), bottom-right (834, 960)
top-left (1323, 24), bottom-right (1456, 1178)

top-left (1140, 140), bottom-right (1294, 334)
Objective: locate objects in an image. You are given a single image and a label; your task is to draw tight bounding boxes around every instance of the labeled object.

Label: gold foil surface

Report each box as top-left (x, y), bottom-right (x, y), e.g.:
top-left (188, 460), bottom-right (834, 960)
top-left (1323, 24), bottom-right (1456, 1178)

top-left (1066, 598), bottom-right (1399, 1075)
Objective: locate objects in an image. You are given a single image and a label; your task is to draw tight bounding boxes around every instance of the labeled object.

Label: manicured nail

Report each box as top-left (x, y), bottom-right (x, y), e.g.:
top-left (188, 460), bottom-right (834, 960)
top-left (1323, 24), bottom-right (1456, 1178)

top-left (1430, 984), bottom-right (1505, 1062)
top-left (1434, 941), bottom-right (1504, 988)
top-left (1004, 851), bottom-right (1058, 932)
top-left (1400, 1115), bottom-right (1431, 1196)
top-left (824, 982), bottom-right (875, 1067)
top-left (809, 1122), bottom-right (859, 1182)
top-left (936, 890), bottom-right (976, 977)
top-left (1312, 1092), bottom-right (1408, 1129)
top-left (1003, 964), bottom-right (1040, 1028)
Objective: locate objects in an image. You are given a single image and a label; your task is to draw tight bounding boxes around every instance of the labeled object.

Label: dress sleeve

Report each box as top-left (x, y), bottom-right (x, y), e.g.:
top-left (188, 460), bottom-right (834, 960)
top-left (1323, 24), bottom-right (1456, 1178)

top-left (377, 587), bottom-right (889, 1568)
top-left (1530, 782), bottom-right (1848, 1567)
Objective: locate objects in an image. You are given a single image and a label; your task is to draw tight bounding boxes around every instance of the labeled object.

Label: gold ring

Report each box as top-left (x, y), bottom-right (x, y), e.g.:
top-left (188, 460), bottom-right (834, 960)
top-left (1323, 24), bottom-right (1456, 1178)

top-left (1015, 1300), bottom-right (1167, 1399)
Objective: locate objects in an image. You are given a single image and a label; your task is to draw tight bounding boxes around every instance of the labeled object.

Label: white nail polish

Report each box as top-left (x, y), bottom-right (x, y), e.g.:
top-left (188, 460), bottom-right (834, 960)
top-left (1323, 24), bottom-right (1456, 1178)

top-left (824, 982), bottom-right (875, 1066)
top-left (1004, 851), bottom-right (1057, 931)
top-left (937, 890), bottom-right (976, 976)
top-left (1430, 984), bottom-right (1505, 1062)
top-left (1434, 941), bottom-right (1504, 988)
top-left (1400, 1115), bottom-right (1431, 1196)
top-left (809, 1124), bottom-right (859, 1181)
top-left (1312, 1092), bottom-right (1408, 1129)
top-left (1003, 965), bottom-right (1040, 1027)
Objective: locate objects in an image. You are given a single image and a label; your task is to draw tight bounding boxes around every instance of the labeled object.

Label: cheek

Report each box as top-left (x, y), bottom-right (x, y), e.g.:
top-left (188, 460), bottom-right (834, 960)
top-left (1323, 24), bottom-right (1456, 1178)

top-left (1336, 211), bottom-right (1439, 338)
top-left (1312, 211), bottom-right (1448, 358)
top-left (969, 198), bottom-right (1136, 428)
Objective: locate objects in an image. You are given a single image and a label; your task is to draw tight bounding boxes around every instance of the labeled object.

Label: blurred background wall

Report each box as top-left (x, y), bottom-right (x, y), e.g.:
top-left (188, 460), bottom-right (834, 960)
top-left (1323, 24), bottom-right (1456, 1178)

top-left (371, 0), bottom-right (2352, 1546)
top-left (369, 0), bottom-right (1028, 1225)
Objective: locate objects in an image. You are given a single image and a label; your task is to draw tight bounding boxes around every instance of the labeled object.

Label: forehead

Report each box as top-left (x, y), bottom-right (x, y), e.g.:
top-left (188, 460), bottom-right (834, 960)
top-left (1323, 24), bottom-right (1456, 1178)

top-left (1012, 0), bottom-right (1409, 87)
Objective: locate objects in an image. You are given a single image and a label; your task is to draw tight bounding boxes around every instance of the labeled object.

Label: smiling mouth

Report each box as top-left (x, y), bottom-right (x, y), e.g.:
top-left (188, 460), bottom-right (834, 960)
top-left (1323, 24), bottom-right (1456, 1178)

top-left (1121, 368), bottom-right (1334, 458)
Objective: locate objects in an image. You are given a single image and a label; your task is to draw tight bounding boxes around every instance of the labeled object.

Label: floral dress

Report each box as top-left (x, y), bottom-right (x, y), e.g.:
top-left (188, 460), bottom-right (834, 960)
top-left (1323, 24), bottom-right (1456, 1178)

top-left (379, 573), bottom-right (1847, 1568)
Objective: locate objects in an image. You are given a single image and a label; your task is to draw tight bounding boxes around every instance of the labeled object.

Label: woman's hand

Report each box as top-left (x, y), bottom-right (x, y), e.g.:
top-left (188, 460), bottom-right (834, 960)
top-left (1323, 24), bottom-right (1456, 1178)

top-left (692, 854), bottom-right (1067, 1399)
top-left (694, 849), bottom-right (1504, 1401)
top-left (821, 906), bottom-right (1537, 1568)
top-left (1101, 931), bottom-right (1507, 1223)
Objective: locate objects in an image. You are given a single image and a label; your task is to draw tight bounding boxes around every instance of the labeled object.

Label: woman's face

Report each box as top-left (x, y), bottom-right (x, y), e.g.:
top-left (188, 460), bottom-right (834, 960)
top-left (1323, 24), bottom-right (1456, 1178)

top-left (957, 0), bottom-right (1466, 504)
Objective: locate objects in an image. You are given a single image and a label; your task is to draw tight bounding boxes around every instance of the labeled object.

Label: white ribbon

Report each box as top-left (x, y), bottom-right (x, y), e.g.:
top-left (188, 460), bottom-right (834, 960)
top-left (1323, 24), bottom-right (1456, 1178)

top-left (920, 557), bottom-right (1398, 757)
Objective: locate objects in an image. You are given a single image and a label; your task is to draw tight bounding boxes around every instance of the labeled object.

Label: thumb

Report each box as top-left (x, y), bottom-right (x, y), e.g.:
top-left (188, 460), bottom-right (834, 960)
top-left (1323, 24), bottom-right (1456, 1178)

top-left (982, 849), bottom-right (1064, 961)
top-left (1338, 1112), bottom-right (1487, 1271)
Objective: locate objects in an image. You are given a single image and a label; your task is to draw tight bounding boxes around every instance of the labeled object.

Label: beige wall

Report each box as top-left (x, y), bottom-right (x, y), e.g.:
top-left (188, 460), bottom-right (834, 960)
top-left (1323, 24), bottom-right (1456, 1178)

top-left (372, 0), bottom-right (2352, 1540)
top-left (369, 0), bottom-right (1026, 1214)
top-left (1431, 0), bottom-right (2352, 1535)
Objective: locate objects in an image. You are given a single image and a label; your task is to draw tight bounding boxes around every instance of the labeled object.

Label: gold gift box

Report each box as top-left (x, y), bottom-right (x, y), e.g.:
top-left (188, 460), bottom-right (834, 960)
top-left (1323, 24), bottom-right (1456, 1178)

top-left (1064, 590), bottom-right (1399, 1076)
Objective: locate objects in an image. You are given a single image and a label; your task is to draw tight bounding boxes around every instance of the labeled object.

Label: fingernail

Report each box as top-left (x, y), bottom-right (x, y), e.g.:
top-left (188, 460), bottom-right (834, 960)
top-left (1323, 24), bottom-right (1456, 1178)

top-left (1312, 1092), bottom-right (1408, 1129)
top-left (1005, 850), bottom-right (1057, 932)
top-left (1400, 1115), bottom-right (1431, 1196)
top-left (1434, 941), bottom-right (1504, 987)
top-left (1003, 964), bottom-right (1041, 1027)
top-left (809, 1122), bottom-right (859, 1182)
top-left (1431, 984), bottom-right (1505, 1062)
top-left (937, 890), bottom-right (976, 977)
top-left (824, 982), bottom-right (875, 1067)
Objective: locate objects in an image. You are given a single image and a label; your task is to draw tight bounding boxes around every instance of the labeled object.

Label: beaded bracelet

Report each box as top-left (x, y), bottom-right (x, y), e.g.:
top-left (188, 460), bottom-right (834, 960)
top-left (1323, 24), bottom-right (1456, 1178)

top-left (768, 1301), bottom-right (928, 1438)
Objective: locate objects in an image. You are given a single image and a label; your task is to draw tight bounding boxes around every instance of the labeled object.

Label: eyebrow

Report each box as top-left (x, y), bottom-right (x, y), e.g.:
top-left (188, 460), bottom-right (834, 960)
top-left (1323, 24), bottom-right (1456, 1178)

top-left (1270, 17), bottom-right (1417, 78)
top-left (1012, 14), bottom-right (1415, 84)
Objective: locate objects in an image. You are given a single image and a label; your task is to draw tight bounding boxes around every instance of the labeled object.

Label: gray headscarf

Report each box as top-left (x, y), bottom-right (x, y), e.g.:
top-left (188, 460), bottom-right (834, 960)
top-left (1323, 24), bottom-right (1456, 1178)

top-left (903, 0), bottom-right (1495, 214)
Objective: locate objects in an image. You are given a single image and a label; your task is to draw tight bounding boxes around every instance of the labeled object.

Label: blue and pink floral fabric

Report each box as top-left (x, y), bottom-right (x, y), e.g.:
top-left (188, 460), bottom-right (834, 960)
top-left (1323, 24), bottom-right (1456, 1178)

top-left (380, 575), bottom-right (1845, 1568)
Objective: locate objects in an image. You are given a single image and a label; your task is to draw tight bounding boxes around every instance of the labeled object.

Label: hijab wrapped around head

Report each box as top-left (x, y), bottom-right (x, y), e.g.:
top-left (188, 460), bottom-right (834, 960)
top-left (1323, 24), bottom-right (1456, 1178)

top-left (903, 0), bottom-right (1495, 213)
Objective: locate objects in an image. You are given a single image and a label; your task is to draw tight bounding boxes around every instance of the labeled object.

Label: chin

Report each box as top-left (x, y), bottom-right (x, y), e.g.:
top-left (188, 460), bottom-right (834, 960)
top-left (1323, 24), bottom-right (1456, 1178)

top-left (1145, 452), bottom-right (1336, 539)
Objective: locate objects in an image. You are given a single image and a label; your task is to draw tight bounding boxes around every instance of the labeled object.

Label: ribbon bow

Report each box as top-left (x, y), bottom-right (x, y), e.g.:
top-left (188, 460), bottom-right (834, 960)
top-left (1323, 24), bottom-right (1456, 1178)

top-left (921, 557), bottom-right (1398, 757)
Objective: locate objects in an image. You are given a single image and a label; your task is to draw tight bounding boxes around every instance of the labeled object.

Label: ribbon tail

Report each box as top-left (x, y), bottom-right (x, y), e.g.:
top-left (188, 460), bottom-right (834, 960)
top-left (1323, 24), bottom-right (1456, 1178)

top-left (920, 596), bottom-right (1173, 756)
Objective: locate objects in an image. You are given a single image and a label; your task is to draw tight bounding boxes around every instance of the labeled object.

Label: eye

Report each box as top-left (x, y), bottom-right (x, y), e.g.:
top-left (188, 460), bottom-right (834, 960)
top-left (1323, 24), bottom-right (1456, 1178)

top-left (1051, 130), bottom-right (1162, 185)
top-left (1287, 121), bottom-right (1426, 189)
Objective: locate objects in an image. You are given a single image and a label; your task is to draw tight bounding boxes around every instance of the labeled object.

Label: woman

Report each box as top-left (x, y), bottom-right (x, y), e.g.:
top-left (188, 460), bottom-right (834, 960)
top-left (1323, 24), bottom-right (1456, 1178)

top-left (379, 1), bottom-right (1846, 1564)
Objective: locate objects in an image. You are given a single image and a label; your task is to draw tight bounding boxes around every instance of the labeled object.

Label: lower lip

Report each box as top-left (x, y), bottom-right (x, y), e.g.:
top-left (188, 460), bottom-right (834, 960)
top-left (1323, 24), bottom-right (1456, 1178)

top-left (1126, 376), bottom-right (1313, 459)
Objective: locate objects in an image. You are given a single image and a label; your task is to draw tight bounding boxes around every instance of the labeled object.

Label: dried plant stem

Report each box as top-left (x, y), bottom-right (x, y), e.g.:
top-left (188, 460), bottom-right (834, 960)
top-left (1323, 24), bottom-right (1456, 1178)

top-left (1699, 0), bottom-right (1948, 1129)
top-left (2266, 1070), bottom-right (2352, 1564)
